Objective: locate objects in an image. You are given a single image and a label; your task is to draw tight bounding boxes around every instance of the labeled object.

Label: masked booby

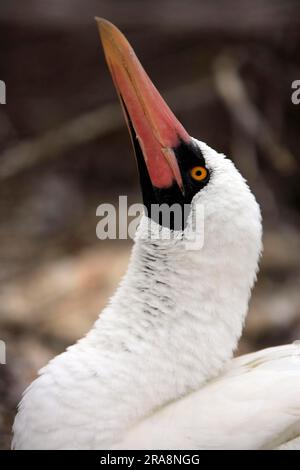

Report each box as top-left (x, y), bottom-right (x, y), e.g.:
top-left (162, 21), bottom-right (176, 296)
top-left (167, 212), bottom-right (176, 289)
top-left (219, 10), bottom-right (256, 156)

top-left (12, 19), bottom-right (300, 450)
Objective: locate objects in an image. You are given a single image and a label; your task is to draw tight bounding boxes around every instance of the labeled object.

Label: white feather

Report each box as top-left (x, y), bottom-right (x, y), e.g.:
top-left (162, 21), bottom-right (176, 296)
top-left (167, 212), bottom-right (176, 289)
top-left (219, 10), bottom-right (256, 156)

top-left (111, 343), bottom-right (300, 450)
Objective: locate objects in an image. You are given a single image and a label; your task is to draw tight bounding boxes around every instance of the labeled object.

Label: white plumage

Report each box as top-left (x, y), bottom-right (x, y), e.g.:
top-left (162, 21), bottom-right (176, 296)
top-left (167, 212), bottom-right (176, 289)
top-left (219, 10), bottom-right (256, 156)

top-left (12, 140), bottom-right (300, 450)
top-left (112, 344), bottom-right (300, 450)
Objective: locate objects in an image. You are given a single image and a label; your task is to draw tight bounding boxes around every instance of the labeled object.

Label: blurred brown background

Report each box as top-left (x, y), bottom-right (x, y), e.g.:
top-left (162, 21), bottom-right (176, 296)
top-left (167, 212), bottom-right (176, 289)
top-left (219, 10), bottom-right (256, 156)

top-left (1, 0), bottom-right (300, 450)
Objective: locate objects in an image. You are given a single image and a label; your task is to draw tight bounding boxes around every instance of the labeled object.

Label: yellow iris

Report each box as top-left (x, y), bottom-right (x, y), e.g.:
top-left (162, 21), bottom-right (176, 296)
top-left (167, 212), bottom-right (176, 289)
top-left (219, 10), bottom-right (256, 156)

top-left (190, 166), bottom-right (208, 182)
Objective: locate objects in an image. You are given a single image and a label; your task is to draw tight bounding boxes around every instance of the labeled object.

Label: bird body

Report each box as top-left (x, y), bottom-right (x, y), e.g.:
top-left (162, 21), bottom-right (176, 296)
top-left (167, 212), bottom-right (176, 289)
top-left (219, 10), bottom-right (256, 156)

top-left (12, 20), bottom-right (300, 450)
top-left (111, 343), bottom-right (300, 450)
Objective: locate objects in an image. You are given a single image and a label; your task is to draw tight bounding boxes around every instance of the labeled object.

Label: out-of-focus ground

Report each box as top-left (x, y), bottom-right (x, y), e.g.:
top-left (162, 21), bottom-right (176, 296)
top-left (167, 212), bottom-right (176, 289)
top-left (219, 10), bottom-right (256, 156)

top-left (1, 0), bottom-right (300, 449)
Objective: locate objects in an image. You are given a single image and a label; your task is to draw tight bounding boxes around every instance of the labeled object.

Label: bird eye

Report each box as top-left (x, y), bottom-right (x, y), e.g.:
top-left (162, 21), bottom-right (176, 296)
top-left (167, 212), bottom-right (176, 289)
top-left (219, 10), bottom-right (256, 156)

top-left (190, 166), bottom-right (208, 182)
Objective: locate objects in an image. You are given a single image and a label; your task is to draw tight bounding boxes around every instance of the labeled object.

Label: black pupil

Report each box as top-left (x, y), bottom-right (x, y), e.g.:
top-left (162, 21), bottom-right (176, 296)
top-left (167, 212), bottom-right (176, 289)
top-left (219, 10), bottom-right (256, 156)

top-left (195, 169), bottom-right (202, 176)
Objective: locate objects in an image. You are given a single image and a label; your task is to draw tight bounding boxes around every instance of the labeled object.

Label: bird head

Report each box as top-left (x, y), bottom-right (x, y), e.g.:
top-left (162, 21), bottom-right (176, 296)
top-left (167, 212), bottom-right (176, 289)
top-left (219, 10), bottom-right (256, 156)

top-left (96, 19), bottom-right (261, 257)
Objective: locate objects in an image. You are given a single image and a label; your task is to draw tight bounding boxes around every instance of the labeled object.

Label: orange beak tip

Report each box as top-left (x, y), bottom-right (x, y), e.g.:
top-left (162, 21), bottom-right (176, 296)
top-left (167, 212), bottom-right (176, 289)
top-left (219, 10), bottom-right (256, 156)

top-left (94, 17), bottom-right (112, 29)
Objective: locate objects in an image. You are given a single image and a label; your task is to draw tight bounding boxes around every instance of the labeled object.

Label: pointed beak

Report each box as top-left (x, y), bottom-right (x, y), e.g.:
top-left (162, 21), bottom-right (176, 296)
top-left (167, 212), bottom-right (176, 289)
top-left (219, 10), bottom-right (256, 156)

top-left (96, 18), bottom-right (191, 193)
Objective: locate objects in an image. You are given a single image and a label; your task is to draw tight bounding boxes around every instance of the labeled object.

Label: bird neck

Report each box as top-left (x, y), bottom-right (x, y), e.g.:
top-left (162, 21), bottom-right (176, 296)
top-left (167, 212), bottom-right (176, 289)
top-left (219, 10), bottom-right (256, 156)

top-left (85, 216), bottom-right (257, 430)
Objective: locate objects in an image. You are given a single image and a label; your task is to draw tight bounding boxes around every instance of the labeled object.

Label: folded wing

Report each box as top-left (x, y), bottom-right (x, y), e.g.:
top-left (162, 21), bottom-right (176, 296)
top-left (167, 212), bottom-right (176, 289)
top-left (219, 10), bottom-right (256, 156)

top-left (112, 343), bottom-right (300, 450)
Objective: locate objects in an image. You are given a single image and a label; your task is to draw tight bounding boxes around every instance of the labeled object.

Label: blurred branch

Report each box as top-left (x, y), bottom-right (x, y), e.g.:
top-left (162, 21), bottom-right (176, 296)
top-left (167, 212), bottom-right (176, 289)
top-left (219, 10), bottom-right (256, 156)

top-left (0, 104), bottom-right (122, 179)
top-left (0, 78), bottom-right (214, 180)
top-left (231, 121), bottom-right (279, 221)
top-left (213, 56), bottom-right (297, 175)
